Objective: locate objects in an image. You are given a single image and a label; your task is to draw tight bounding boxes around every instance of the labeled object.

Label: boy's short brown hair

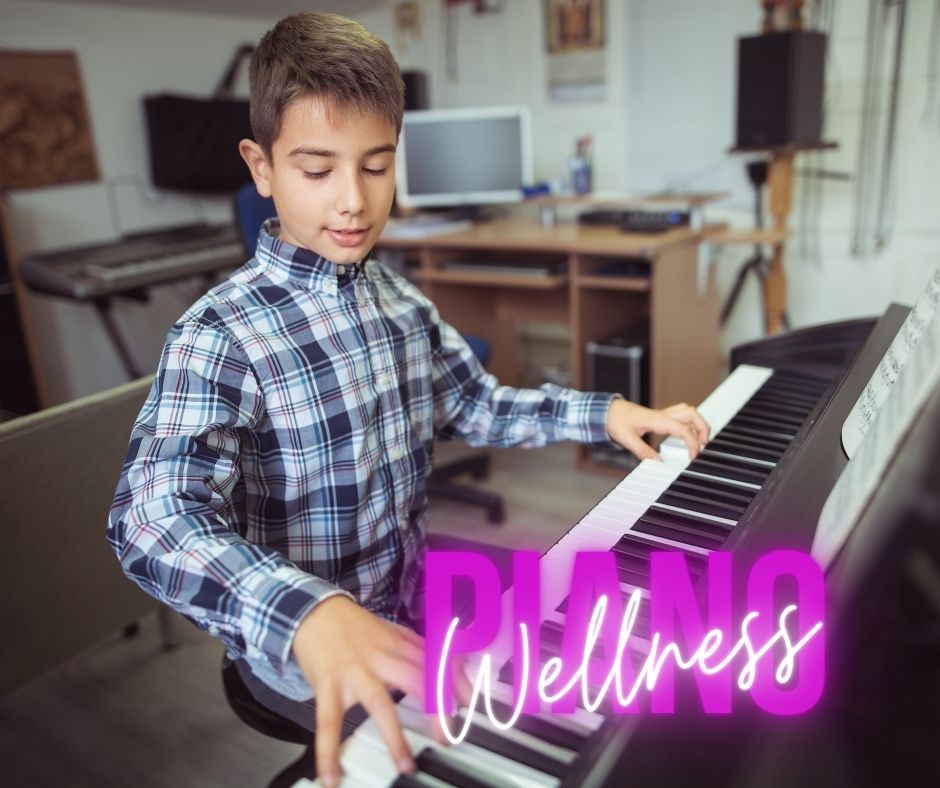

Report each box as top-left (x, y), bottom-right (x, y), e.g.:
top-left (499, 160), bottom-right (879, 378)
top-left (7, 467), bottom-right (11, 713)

top-left (249, 12), bottom-right (405, 157)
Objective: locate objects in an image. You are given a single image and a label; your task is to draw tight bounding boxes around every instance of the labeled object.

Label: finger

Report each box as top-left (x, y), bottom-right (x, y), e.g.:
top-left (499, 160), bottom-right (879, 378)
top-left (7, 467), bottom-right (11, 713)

top-left (392, 635), bottom-right (425, 671)
top-left (376, 653), bottom-right (425, 707)
top-left (653, 416), bottom-right (699, 459)
top-left (624, 433), bottom-right (660, 462)
top-left (453, 658), bottom-right (475, 709)
top-left (314, 685), bottom-right (344, 788)
top-left (359, 681), bottom-right (415, 775)
top-left (392, 623), bottom-right (425, 651)
top-left (667, 404), bottom-right (710, 445)
top-left (682, 407), bottom-right (710, 445)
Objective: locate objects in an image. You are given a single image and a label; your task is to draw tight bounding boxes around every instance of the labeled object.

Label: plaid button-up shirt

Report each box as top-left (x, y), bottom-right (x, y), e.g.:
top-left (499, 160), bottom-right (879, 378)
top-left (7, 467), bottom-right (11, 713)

top-left (107, 222), bottom-right (617, 700)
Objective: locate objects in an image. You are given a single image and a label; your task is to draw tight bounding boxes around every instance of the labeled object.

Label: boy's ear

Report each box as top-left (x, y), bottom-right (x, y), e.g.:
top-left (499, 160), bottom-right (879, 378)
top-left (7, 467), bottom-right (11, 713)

top-left (239, 139), bottom-right (273, 197)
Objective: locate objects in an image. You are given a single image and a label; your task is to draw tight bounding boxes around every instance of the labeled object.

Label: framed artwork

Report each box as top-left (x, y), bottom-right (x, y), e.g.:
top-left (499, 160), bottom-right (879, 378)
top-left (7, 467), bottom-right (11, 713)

top-left (0, 50), bottom-right (100, 191)
top-left (545, 0), bottom-right (605, 54)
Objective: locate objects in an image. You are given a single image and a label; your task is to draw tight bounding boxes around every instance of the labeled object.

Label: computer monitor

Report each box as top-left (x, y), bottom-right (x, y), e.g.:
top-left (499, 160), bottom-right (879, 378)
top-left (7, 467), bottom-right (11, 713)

top-left (395, 106), bottom-right (533, 209)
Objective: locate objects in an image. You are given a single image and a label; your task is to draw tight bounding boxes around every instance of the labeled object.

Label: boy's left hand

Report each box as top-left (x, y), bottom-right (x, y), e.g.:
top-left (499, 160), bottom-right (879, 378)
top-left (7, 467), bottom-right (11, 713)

top-left (606, 399), bottom-right (710, 461)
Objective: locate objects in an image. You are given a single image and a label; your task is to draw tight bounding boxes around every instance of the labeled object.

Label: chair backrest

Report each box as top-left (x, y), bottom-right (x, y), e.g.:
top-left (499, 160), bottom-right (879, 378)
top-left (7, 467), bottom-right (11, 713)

top-left (234, 182), bottom-right (277, 256)
top-left (0, 377), bottom-right (159, 697)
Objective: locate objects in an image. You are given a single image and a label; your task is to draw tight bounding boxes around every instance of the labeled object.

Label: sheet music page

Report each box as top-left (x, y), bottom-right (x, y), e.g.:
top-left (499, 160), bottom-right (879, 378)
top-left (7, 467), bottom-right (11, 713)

top-left (841, 265), bottom-right (940, 458)
top-left (813, 300), bottom-right (940, 569)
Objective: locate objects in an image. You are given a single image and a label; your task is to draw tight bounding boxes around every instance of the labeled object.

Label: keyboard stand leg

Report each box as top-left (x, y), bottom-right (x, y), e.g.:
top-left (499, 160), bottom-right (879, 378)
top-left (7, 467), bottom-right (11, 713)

top-left (92, 296), bottom-right (144, 379)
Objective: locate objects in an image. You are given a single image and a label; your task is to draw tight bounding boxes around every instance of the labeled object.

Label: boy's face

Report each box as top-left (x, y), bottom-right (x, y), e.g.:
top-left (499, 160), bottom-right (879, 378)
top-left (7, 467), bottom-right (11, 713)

top-left (239, 96), bottom-right (398, 264)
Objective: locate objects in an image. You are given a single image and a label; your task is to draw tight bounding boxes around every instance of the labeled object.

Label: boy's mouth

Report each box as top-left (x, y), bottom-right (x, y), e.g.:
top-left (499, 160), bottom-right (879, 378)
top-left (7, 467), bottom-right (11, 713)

top-left (327, 227), bottom-right (369, 247)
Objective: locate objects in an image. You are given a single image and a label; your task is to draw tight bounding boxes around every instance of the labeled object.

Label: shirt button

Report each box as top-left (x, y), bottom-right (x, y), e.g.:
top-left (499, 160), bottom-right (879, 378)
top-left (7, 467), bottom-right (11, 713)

top-left (337, 265), bottom-right (346, 275)
top-left (390, 446), bottom-right (403, 461)
top-left (208, 624), bottom-right (220, 637)
top-left (399, 515), bottom-right (410, 531)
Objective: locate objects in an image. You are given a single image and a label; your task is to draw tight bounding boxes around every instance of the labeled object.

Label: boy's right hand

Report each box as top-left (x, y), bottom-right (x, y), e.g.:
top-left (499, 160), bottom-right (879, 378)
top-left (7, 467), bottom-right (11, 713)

top-left (291, 596), bottom-right (435, 787)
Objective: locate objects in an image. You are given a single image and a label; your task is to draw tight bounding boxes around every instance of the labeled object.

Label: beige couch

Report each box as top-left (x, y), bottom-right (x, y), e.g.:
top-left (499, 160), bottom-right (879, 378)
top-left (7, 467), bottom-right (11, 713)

top-left (0, 376), bottom-right (167, 697)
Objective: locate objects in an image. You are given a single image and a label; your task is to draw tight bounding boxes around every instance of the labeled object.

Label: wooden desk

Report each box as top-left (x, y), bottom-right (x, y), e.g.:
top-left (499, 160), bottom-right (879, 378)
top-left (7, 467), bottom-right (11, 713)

top-left (377, 218), bottom-right (720, 426)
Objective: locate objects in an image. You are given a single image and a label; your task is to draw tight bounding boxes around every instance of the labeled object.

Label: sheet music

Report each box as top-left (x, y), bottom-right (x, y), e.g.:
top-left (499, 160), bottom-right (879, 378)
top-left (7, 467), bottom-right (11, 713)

top-left (813, 297), bottom-right (940, 569)
top-left (841, 265), bottom-right (940, 458)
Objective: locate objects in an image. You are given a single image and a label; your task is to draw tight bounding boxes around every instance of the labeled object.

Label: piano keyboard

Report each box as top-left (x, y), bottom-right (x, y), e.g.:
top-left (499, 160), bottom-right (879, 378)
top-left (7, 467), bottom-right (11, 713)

top-left (18, 223), bottom-right (245, 301)
top-left (294, 364), bottom-right (830, 788)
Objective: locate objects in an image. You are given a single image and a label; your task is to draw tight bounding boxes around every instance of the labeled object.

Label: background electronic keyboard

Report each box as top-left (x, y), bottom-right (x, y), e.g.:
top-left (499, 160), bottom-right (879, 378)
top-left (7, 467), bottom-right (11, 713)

top-left (287, 312), bottom-right (919, 788)
top-left (18, 222), bottom-right (245, 301)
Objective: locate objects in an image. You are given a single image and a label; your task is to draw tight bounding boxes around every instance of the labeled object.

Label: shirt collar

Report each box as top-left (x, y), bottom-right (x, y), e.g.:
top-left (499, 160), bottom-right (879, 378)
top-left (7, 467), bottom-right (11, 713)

top-left (255, 218), bottom-right (366, 290)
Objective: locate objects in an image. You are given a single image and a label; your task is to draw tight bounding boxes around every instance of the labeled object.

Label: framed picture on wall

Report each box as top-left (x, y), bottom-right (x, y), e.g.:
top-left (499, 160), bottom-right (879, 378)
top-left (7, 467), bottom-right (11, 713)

top-left (0, 50), bottom-right (100, 191)
top-left (545, 0), bottom-right (605, 54)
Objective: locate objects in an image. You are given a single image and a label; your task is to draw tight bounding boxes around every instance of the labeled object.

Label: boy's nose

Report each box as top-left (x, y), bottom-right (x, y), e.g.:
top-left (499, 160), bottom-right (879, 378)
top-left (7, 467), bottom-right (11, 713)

top-left (336, 172), bottom-right (366, 215)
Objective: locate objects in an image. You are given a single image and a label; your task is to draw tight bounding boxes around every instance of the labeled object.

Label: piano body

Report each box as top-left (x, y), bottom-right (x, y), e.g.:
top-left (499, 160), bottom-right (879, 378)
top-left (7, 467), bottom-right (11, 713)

top-left (294, 305), bottom-right (940, 788)
top-left (17, 222), bottom-right (245, 378)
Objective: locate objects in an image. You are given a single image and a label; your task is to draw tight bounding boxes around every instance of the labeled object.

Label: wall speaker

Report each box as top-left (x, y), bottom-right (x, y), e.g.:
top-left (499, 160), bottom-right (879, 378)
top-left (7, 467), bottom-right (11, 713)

top-left (402, 70), bottom-right (429, 111)
top-left (735, 31), bottom-right (826, 149)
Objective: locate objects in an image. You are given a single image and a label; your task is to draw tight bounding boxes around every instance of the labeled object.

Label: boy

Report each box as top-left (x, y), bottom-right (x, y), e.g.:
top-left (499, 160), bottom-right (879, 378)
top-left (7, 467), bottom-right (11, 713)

top-left (108, 11), bottom-right (709, 787)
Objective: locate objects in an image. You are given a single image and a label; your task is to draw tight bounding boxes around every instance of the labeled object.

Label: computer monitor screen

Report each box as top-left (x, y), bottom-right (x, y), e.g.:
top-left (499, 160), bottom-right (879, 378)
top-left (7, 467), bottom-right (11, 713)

top-left (395, 106), bottom-right (533, 208)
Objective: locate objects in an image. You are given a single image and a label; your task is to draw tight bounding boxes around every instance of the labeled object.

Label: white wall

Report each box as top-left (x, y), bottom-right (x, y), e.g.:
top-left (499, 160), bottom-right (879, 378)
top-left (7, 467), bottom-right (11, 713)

top-left (1, 0), bottom-right (272, 403)
top-left (2, 0), bottom-right (937, 405)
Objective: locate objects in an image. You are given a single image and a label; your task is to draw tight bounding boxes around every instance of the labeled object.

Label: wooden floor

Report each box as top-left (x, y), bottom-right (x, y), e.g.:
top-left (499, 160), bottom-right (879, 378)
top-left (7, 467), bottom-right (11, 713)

top-left (0, 443), bottom-right (623, 788)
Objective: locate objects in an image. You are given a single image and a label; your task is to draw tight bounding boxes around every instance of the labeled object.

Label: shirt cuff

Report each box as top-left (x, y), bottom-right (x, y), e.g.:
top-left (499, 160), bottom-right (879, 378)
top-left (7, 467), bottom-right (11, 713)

top-left (238, 565), bottom-right (357, 674)
top-left (562, 390), bottom-right (623, 445)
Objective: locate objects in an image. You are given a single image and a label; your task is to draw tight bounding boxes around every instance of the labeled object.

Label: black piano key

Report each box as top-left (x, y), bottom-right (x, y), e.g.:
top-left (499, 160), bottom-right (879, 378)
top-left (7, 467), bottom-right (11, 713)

top-left (541, 620), bottom-right (606, 661)
top-left (392, 773), bottom-right (434, 788)
top-left (498, 659), bottom-right (515, 687)
top-left (658, 488), bottom-right (748, 520)
top-left (716, 422), bottom-right (792, 447)
top-left (671, 476), bottom-right (756, 506)
top-left (612, 550), bottom-right (649, 588)
top-left (763, 374), bottom-right (828, 396)
top-left (747, 394), bottom-right (815, 418)
top-left (735, 405), bottom-right (806, 430)
top-left (686, 456), bottom-right (769, 485)
top-left (499, 659), bottom-right (619, 719)
top-left (415, 748), bottom-right (494, 788)
top-left (715, 427), bottom-right (791, 453)
top-left (723, 414), bottom-right (797, 440)
top-left (643, 506), bottom-right (734, 535)
top-left (458, 715), bottom-right (571, 778)
top-left (486, 698), bottom-right (589, 752)
top-left (634, 512), bottom-right (730, 550)
top-left (699, 448), bottom-right (775, 473)
top-left (613, 533), bottom-right (708, 575)
top-left (705, 437), bottom-right (783, 464)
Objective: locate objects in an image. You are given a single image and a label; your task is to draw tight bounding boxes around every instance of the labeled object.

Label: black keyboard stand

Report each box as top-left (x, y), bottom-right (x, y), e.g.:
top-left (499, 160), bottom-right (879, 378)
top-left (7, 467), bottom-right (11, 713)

top-left (720, 160), bottom-right (791, 333)
top-left (92, 294), bottom-right (148, 379)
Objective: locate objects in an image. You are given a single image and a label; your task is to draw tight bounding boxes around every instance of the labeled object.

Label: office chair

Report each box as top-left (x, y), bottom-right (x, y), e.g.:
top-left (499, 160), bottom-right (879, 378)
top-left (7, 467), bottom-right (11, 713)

top-left (233, 183), bottom-right (505, 524)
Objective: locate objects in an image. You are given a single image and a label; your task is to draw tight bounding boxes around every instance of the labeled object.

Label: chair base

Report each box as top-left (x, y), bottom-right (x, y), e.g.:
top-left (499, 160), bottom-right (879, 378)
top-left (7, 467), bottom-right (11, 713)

top-left (427, 453), bottom-right (505, 524)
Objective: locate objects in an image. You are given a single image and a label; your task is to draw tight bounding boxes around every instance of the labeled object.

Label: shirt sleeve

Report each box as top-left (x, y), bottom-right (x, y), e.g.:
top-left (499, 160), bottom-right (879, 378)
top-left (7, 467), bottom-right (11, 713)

top-left (426, 301), bottom-right (622, 448)
top-left (106, 317), bottom-right (354, 675)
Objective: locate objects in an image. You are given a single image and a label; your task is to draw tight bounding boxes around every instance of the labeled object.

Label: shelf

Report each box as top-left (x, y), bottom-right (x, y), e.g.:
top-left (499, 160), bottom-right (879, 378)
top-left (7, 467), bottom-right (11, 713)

top-left (413, 269), bottom-right (567, 289)
top-left (701, 228), bottom-right (788, 245)
top-left (577, 275), bottom-right (650, 292)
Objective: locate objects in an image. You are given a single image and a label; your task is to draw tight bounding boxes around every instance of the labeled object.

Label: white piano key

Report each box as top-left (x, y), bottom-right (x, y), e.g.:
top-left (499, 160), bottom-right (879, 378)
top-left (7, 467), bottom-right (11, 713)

top-left (393, 698), bottom-right (560, 788)
top-left (455, 709), bottom-right (579, 765)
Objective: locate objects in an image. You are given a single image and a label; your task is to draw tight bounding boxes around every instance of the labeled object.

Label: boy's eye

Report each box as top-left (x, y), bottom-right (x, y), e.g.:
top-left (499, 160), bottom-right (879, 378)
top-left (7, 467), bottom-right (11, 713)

top-left (364, 167), bottom-right (387, 176)
top-left (303, 171), bottom-right (329, 180)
